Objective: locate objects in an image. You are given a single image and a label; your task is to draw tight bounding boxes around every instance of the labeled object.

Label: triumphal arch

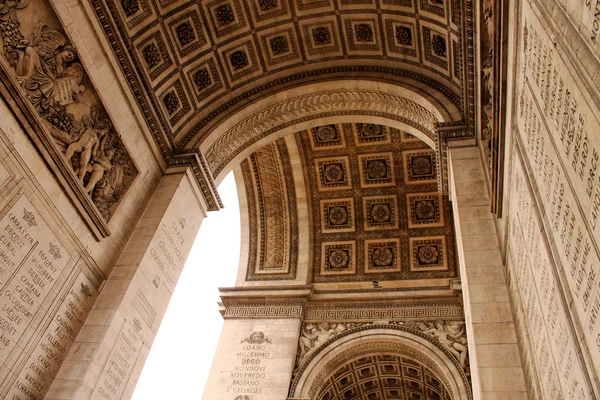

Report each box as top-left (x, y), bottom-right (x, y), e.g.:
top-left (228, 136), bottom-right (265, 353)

top-left (0, 0), bottom-right (598, 398)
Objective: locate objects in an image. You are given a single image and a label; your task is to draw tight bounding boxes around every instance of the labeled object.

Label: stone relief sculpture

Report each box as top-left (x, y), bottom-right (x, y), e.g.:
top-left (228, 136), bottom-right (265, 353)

top-left (402, 320), bottom-right (469, 372)
top-left (0, 1), bottom-right (137, 221)
top-left (480, 0), bottom-right (495, 172)
top-left (296, 322), bottom-right (368, 365)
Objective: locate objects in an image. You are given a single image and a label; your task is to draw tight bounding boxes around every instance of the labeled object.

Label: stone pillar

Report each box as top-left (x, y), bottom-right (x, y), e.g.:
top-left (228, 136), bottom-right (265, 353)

top-left (45, 168), bottom-right (208, 400)
top-left (202, 289), bottom-right (308, 400)
top-left (448, 146), bottom-right (527, 399)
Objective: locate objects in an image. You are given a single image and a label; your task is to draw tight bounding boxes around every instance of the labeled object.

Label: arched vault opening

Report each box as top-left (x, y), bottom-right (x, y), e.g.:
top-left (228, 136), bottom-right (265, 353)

top-left (197, 80), bottom-right (472, 195)
top-left (290, 325), bottom-right (472, 400)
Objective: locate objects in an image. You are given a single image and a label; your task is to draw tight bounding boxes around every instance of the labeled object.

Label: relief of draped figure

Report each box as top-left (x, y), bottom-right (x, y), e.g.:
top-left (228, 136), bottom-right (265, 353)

top-left (0, 0), bottom-right (137, 221)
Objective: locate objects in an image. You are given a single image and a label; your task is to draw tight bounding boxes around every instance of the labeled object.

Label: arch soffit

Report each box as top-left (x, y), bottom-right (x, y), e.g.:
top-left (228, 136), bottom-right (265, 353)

top-left (183, 72), bottom-right (463, 149)
top-left (291, 326), bottom-right (472, 400)
top-left (200, 80), bottom-right (457, 183)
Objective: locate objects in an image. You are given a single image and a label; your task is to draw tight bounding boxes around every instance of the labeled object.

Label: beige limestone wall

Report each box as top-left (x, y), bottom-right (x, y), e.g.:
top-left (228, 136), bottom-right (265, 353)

top-left (202, 318), bottom-right (301, 400)
top-left (46, 169), bottom-right (206, 400)
top-left (500, 0), bottom-right (600, 397)
top-left (0, 84), bottom-right (160, 398)
top-left (0, 0), bottom-right (170, 396)
top-left (448, 146), bottom-right (527, 400)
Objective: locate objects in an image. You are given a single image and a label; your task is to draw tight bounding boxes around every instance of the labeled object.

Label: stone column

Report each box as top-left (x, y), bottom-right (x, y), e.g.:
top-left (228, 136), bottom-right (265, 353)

top-left (448, 146), bottom-right (527, 399)
top-left (202, 289), bottom-right (308, 400)
top-left (45, 168), bottom-right (208, 400)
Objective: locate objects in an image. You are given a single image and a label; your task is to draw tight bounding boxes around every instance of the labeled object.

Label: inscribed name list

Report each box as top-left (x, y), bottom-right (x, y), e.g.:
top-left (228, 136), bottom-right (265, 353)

top-left (0, 195), bottom-right (70, 366)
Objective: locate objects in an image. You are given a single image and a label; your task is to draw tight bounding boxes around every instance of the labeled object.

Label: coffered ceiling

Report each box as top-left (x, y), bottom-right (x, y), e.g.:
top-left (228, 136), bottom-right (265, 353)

top-left (91, 0), bottom-right (474, 159)
top-left (298, 123), bottom-right (457, 287)
top-left (240, 123), bottom-right (459, 293)
top-left (316, 353), bottom-right (452, 400)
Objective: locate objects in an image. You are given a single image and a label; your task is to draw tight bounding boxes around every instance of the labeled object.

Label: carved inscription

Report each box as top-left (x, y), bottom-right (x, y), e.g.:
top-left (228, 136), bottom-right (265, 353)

top-left (6, 273), bottom-right (97, 400)
top-left (508, 157), bottom-right (589, 398)
top-left (92, 318), bottom-right (143, 400)
top-left (518, 4), bottom-right (600, 381)
top-left (0, 196), bottom-right (71, 366)
top-left (148, 222), bottom-right (187, 294)
top-left (584, 0), bottom-right (600, 44)
top-left (226, 332), bottom-right (272, 397)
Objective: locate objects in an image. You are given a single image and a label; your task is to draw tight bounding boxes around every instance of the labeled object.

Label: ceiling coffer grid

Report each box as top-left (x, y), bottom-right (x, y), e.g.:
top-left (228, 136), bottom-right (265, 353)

top-left (90, 0), bottom-right (474, 156)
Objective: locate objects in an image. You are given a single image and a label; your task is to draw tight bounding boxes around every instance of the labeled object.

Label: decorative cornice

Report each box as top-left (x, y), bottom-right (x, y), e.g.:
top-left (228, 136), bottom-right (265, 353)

top-left (304, 299), bottom-right (464, 322)
top-left (221, 299), bottom-right (307, 319)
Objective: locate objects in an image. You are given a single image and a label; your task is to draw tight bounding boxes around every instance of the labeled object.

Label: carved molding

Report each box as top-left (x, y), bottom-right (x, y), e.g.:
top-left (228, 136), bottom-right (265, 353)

top-left (222, 304), bottom-right (304, 318)
top-left (304, 304), bottom-right (464, 322)
top-left (205, 90), bottom-right (438, 176)
top-left (241, 139), bottom-right (298, 281)
top-left (220, 295), bottom-right (308, 319)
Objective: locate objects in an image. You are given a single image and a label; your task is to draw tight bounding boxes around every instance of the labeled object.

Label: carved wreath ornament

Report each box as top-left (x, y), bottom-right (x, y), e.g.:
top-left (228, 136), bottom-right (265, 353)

top-left (240, 331), bottom-right (272, 344)
top-left (206, 90), bottom-right (437, 175)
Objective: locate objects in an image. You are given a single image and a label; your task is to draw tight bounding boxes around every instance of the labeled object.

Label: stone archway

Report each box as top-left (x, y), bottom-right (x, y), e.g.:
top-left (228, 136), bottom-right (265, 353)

top-left (197, 80), bottom-right (467, 194)
top-left (290, 326), bottom-right (472, 400)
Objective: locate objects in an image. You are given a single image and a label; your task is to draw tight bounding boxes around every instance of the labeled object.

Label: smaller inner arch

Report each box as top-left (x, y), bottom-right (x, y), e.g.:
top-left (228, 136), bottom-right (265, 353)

top-left (316, 352), bottom-right (452, 400)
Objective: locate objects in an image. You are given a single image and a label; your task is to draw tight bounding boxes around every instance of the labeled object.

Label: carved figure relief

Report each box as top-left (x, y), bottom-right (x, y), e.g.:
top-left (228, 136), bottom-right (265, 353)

top-left (0, 1), bottom-right (137, 221)
top-left (296, 322), bottom-right (369, 365)
top-left (403, 320), bottom-right (469, 371)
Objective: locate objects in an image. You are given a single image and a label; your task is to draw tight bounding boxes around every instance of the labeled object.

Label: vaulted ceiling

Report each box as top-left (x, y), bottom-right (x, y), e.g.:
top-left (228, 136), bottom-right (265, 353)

top-left (316, 354), bottom-right (452, 400)
top-left (91, 0), bottom-right (475, 157)
top-left (240, 123), bottom-right (459, 293)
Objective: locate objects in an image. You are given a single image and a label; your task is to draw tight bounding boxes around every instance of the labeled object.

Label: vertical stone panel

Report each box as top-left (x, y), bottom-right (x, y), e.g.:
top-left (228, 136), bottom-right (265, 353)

top-left (500, 0), bottom-right (600, 397)
top-left (202, 318), bottom-right (301, 400)
top-left (45, 169), bottom-right (207, 400)
top-left (448, 146), bottom-right (527, 400)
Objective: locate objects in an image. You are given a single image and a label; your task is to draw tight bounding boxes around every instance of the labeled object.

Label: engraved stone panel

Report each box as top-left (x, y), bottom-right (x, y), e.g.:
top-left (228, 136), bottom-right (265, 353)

top-left (365, 238), bottom-right (401, 273)
top-left (404, 149), bottom-right (437, 184)
top-left (321, 241), bottom-right (356, 275)
top-left (503, 0), bottom-right (600, 395)
top-left (310, 124), bottom-right (345, 149)
top-left (358, 152), bottom-right (395, 187)
top-left (407, 192), bottom-right (444, 228)
top-left (0, 194), bottom-right (100, 399)
top-left (409, 236), bottom-right (447, 271)
top-left (354, 123), bottom-right (390, 145)
top-left (315, 156), bottom-right (352, 191)
top-left (364, 195), bottom-right (399, 231)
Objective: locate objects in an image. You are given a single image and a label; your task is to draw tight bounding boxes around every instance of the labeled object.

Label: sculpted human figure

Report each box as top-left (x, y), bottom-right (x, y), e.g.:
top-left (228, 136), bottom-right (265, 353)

top-left (483, 0), bottom-right (494, 43)
top-left (423, 321), bottom-right (468, 369)
top-left (84, 147), bottom-right (116, 193)
top-left (14, 22), bottom-right (82, 108)
top-left (481, 53), bottom-right (494, 140)
top-left (65, 119), bottom-right (110, 182)
top-left (298, 324), bottom-right (318, 358)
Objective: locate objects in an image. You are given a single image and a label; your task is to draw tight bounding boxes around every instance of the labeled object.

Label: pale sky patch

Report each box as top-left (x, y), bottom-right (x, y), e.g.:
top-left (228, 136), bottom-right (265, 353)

top-left (131, 171), bottom-right (240, 399)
